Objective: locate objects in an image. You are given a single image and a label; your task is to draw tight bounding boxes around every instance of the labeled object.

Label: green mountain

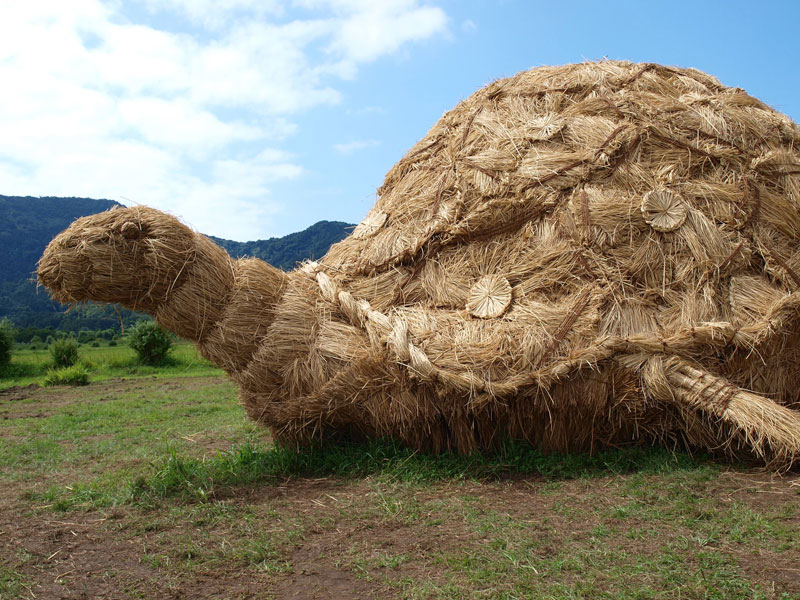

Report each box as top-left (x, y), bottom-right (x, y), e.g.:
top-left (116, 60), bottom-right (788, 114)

top-left (0, 195), bottom-right (125, 333)
top-left (0, 195), bottom-right (352, 335)
top-left (0, 196), bottom-right (122, 283)
top-left (210, 220), bottom-right (352, 270)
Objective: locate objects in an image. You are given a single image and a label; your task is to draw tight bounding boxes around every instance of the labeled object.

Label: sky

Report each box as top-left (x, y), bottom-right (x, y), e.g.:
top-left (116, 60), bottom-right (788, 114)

top-left (1, 1), bottom-right (798, 242)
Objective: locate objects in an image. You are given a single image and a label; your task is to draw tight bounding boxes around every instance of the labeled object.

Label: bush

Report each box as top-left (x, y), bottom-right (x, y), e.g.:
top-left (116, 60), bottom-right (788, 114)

top-left (45, 335), bottom-right (55, 346)
top-left (51, 336), bottom-right (79, 368)
top-left (77, 330), bottom-right (94, 344)
top-left (108, 339), bottom-right (118, 347)
top-left (0, 318), bottom-right (15, 367)
top-left (44, 364), bottom-right (90, 386)
top-left (129, 320), bottom-right (174, 366)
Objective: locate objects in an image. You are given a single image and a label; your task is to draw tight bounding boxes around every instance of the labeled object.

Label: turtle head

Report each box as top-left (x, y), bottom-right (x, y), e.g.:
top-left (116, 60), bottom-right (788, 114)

top-left (38, 206), bottom-right (198, 312)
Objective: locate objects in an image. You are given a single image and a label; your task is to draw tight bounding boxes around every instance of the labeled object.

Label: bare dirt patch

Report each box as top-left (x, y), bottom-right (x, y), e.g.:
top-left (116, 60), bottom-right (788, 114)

top-left (0, 383), bottom-right (42, 400)
top-left (3, 472), bottom-right (799, 599)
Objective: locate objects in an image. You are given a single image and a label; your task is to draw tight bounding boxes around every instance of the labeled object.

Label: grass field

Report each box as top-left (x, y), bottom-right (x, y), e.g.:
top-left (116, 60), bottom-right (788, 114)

top-left (0, 341), bottom-right (220, 389)
top-left (0, 369), bottom-right (798, 599)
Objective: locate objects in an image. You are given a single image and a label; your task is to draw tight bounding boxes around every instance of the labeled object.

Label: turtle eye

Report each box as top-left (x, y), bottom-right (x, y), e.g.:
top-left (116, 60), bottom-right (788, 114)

top-left (120, 221), bottom-right (141, 240)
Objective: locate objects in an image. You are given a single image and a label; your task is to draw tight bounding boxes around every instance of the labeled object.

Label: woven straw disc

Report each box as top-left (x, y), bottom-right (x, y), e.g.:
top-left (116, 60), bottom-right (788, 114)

top-left (467, 275), bottom-right (512, 318)
top-left (640, 189), bottom-right (688, 232)
top-left (352, 210), bottom-right (388, 239)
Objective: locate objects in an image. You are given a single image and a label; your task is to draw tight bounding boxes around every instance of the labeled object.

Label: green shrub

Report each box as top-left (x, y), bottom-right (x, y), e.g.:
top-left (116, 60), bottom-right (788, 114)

top-left (44, 364), bottom-right (90, 386)
top-left (77, 330), bottom-right (95, 344)
top-left (45, 335), bottom-right (55, 346)
top-left (129, 320), bottom-right (174, 365)
top-left (108, 339), bottom-right (118, 347)
top-left (0, 318), bottom-right (15, 367)
top-left (90, 340), bottom-right (100, 347)
top-left (51, 336), bottom-right (79, 368)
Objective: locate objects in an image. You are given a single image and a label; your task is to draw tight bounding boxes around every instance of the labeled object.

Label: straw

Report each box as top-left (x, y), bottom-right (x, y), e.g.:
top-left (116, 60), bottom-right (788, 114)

top-left (38, 60), bottom-right (800, 467)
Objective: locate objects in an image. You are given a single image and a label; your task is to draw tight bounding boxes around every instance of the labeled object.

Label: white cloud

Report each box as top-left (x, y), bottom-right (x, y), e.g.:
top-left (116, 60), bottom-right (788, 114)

top-left (326, 1), bottom-right (448, 64)
top-left (86, 24), bottom-right (196, 96)
top-left (333, 140), bottom-right (381, 154)
top-left (294, 0), bottom-right (448, 73)
top-left (190, 20), bottom-right (343, 113)
top-left (117, 97), bottom-right (264, 153)
top-left (0, 1), bottom-right (449, 239)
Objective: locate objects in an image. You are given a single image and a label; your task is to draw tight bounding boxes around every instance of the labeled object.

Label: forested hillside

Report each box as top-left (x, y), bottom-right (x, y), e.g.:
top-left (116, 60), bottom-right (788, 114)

top-left (211, 220), bottom-right (352, 270)
top-left (0, 195), bottom-right (352, 332)
top-left (0, 195), bottom-right (127, 331)
top-left (0, 196), bottom-right (122, 283)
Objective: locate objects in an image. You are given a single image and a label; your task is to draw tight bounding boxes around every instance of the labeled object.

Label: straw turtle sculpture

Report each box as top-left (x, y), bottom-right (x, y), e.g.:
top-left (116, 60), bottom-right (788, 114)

top-left (39, 61), bottom-right (800, 467)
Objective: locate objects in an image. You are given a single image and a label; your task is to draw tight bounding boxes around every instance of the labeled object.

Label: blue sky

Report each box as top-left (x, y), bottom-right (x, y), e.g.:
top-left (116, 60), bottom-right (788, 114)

top-left (1, 1), bottom-right (798, 241)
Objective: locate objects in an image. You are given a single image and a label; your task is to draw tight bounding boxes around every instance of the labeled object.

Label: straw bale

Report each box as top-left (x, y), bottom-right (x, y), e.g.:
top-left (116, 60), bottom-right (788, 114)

top-left (38, 61), bottom-right (800, 468)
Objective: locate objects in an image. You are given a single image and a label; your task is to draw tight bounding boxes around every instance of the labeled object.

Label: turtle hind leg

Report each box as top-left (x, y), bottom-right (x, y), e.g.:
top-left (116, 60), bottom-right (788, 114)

top-left (641, 356), bottom-right (800, 469)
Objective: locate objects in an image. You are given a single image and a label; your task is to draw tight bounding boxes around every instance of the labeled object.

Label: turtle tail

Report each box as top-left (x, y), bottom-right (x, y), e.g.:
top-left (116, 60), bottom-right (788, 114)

top-left (641, 356), bottom-right (800, 469)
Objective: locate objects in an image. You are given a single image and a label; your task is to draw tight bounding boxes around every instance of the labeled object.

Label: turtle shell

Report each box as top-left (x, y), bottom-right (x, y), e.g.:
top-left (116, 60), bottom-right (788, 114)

top-left (312, 61), bottom-right (800, 410)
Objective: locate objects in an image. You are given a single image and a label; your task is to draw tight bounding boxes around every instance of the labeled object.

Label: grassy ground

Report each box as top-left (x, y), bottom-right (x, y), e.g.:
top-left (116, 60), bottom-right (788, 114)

top-left (0, 376), bottom-right (798, 599)
top-left (0, 341), bottom-right (220, 389)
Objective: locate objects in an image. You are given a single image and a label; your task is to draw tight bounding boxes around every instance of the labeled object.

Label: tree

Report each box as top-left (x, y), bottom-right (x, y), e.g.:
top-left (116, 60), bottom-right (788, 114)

top-left (129, 320), bottom-right (173, 366)
top-left (0, 318), bottom-right (15, 367)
